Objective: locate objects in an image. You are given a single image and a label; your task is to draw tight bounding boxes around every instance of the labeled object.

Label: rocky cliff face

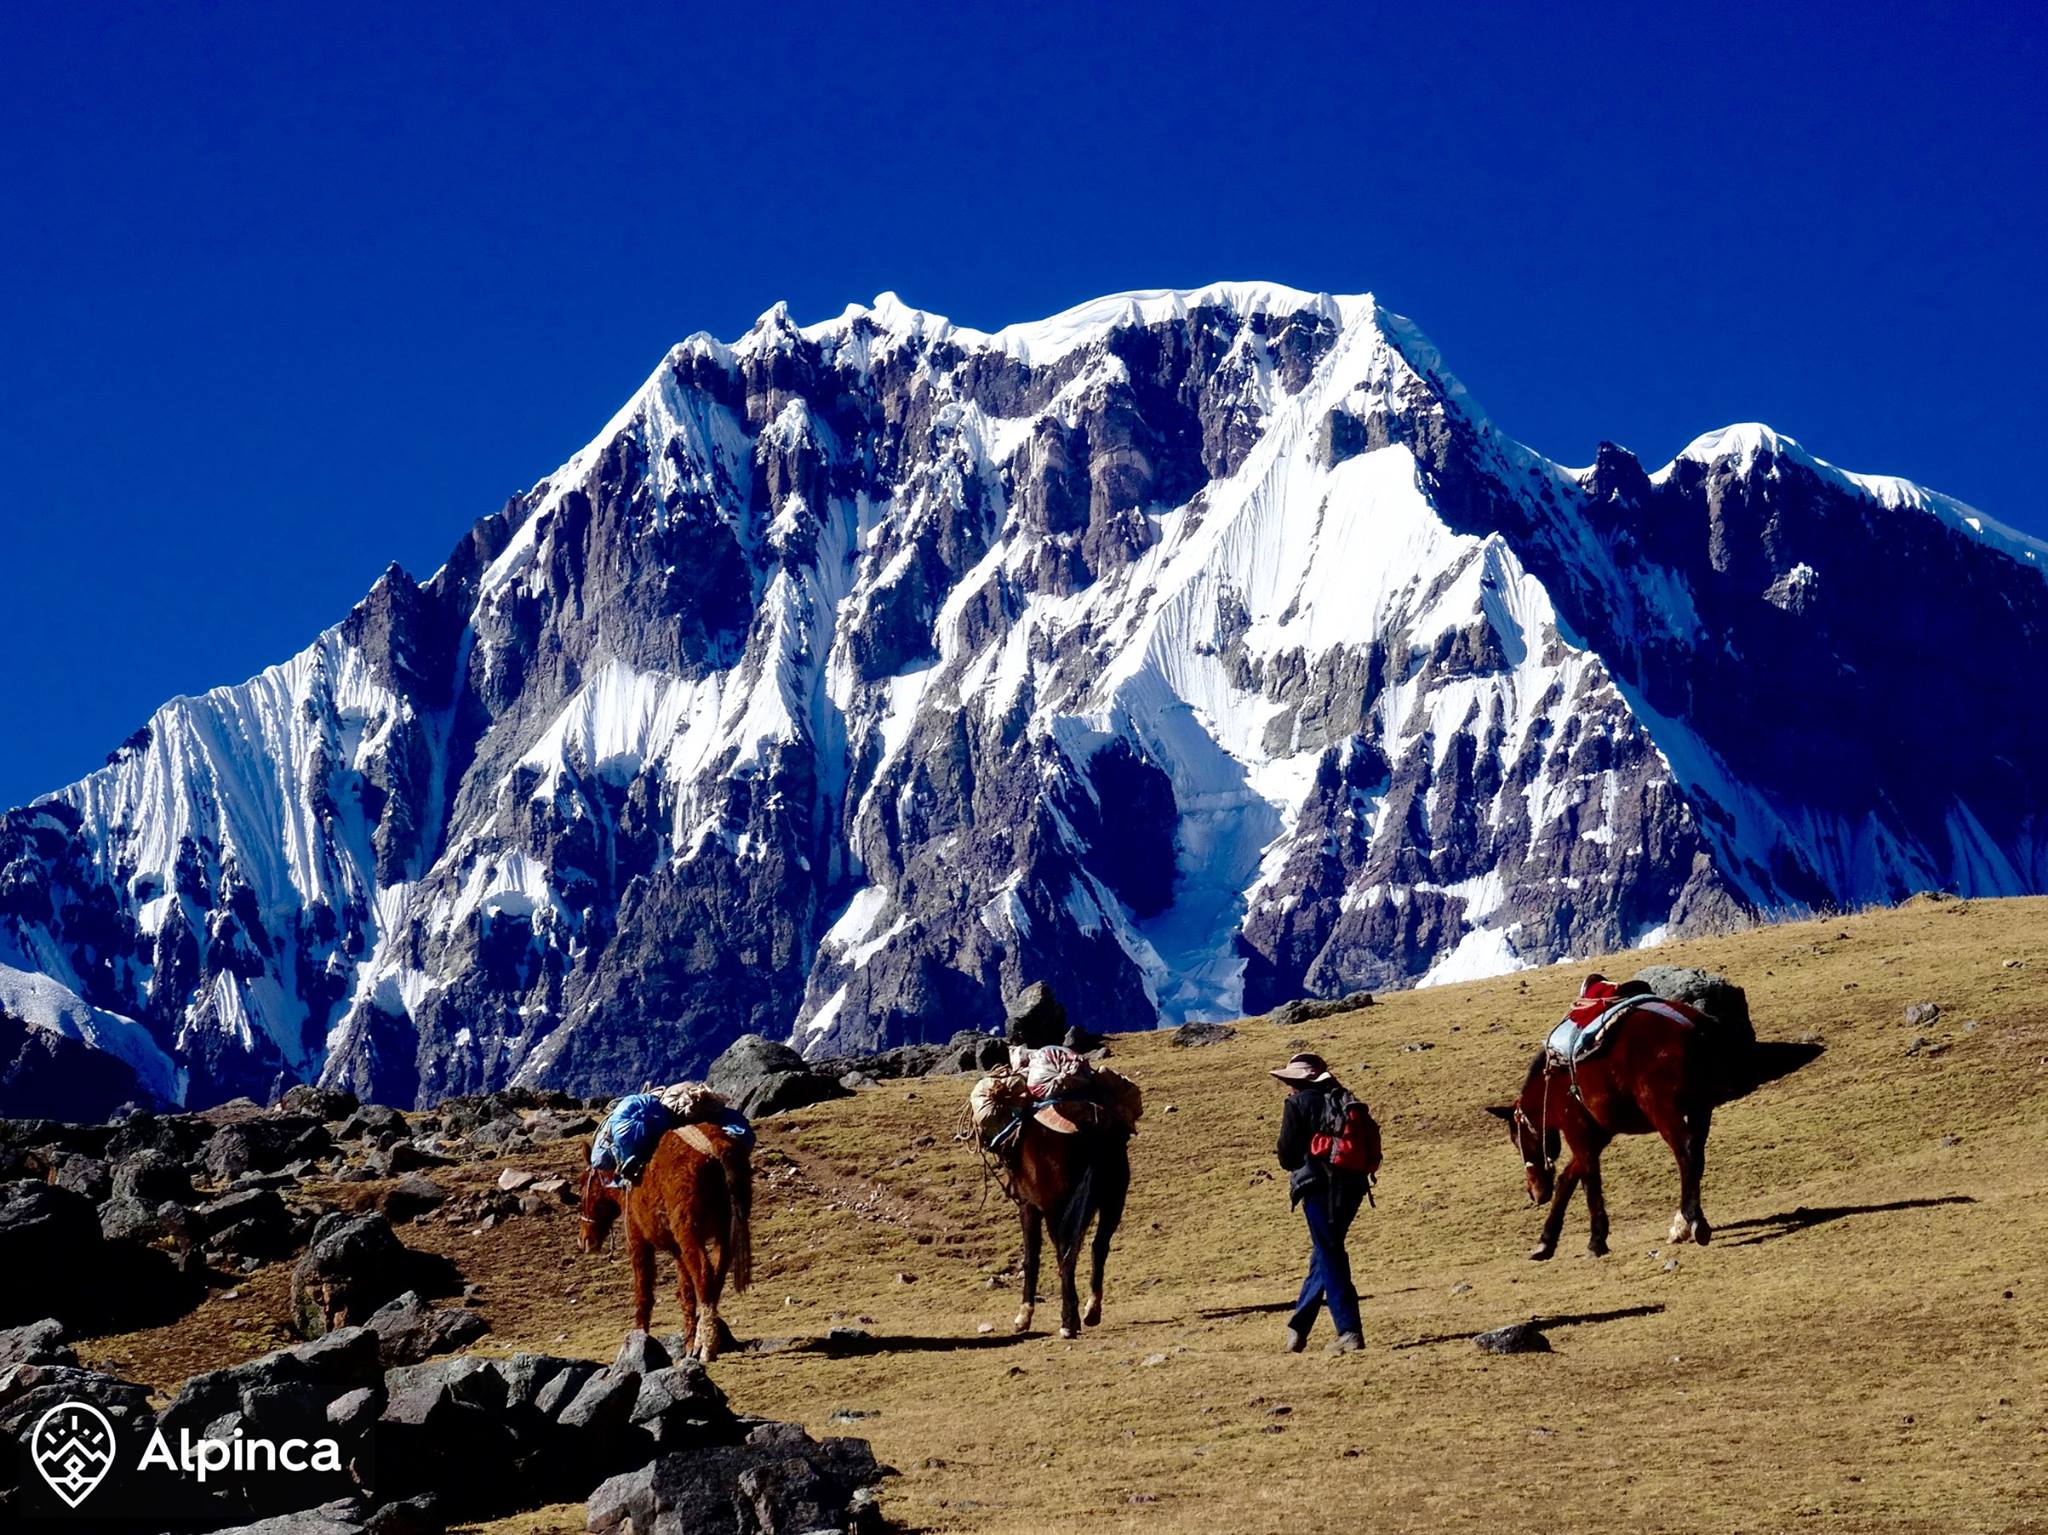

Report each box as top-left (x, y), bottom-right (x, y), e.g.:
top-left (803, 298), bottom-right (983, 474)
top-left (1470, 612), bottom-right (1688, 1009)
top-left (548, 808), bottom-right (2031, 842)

top-left (4, 284), bottom-right (2043, 1107)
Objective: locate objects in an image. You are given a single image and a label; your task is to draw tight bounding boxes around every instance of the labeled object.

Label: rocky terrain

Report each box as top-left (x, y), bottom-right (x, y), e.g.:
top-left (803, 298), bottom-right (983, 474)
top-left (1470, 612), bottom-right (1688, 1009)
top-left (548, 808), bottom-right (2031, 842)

top-left (5, 894), bottom-right (2038, 1532)
top-left (0, 1069), bottom-right (909, 1531)
top-left (3, 283), bottom-right (2044, 1111)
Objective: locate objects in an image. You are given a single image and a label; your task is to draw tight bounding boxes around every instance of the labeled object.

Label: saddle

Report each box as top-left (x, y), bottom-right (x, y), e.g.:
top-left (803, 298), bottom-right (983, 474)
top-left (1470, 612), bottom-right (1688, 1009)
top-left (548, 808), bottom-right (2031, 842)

top-left (1545, 991), bottom-right (1702, 1068)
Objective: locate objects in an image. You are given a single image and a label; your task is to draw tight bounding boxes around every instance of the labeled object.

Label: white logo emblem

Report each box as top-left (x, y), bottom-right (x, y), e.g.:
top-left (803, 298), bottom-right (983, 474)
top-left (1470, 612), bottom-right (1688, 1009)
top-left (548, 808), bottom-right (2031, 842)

top-left (30, 1400), bottom-right (118, 1509)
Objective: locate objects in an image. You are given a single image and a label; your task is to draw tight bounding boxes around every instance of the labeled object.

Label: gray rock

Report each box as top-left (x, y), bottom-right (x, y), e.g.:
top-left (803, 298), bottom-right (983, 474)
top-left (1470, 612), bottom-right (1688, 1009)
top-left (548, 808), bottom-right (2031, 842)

top-left (364, 1289), bottom-right (489, 1364)
top-left (1169, 1020), bottom-right (1237, 1048)
top-left (707, 1034), bottom-right (852, 1119)
top-left (276, 1084), bottom-right (360, 1122)
top-left (0, 1360), bottom-right (155, 1437)
top-left (110, 1147), bottom-right (196, 1206)
top-left (1005, 981), bottom-right (1068, 1047)
top-left (289, 1213), bottom-right (411, 1337)
top-left (614, 1328), bottom-right (673, 1375)
top-left (531, 1358), bottom-right (602, 1417)
top-left (1632, 966), bottom-right (1755, 1051)
top-left (376, 1173), bottom-right (448, 1222)
top-left (630, 1361), bottom-right (728, 1448)
top-left (1904, 1000), bottom-right (1942, 1029)
top-left (555, 1365), bottom-right (640, 1432)
top-left (1474, 1321), bottom-right (1552, 1355)
top-left (51, 1153), bottom-right (112, 1204)
top-left (1265, 993), bottom-right (1375, 1029)
top-left (0, 1318), bottom-right (73, 1367)
top-left (206, 1116), bottom-right (332, 1183)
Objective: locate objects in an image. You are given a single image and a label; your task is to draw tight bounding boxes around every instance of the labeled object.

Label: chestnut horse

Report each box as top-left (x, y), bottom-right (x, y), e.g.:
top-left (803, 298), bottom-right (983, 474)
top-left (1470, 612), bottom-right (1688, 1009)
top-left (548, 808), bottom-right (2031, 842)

top-left (1487, 1002), bottom-right (1718, 1261)
top-left (1001, 1112), bottom-right (1131, 1339)
top-left (579, 1124), bottom-right (752, 1360)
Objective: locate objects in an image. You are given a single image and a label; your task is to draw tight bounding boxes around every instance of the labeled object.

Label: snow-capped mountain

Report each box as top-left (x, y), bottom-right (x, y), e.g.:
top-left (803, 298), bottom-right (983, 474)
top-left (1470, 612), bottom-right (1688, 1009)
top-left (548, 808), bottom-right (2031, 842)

top-left (4, 282), bottom-right (2044, 1109)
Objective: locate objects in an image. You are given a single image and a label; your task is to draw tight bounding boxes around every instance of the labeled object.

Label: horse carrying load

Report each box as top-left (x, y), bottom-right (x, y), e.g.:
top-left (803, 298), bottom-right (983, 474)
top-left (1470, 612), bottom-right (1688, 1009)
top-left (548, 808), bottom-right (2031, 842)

top-left (970, 1041), bottom-right (1141, 1339)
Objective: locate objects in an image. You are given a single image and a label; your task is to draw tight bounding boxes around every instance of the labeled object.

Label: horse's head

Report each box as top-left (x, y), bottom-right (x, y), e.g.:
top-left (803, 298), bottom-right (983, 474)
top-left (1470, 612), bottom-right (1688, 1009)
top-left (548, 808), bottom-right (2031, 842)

top-left (578, 1163), bottom-right (623, 1254)
top-left (1487, 1055), bottom-right (1559, 1204)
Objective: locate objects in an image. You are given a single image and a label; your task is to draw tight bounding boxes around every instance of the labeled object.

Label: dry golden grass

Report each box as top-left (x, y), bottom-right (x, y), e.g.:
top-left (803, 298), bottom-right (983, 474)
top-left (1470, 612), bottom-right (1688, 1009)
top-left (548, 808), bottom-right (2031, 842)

top-left (84, 897), bottom-right (2048, 1533)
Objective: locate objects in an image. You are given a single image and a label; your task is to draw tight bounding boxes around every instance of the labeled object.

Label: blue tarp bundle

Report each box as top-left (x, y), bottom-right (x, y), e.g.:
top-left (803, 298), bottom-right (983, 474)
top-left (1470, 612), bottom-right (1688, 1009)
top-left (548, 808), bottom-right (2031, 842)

top-left (591, 1093), bottom-right (671, 1181)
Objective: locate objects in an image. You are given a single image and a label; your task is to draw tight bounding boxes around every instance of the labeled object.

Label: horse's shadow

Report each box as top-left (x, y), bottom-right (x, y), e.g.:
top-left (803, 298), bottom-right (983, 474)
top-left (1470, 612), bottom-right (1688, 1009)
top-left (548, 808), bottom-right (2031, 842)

top-left (792, 1331), bottom-right (1036, 1356)
top-left (1716, 1039), bottom-right (1827, 1104)
top-left (1717, 1195), bottom-right (1976, 1247)
top-left (1393, 1303), bottom-right (1667, 1350)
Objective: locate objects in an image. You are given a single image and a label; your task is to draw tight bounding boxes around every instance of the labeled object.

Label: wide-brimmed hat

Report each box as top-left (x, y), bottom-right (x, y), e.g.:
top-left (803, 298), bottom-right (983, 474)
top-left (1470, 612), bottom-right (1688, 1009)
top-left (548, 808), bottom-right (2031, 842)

top-left (1269, 1052), bottom-right (1333, 1085)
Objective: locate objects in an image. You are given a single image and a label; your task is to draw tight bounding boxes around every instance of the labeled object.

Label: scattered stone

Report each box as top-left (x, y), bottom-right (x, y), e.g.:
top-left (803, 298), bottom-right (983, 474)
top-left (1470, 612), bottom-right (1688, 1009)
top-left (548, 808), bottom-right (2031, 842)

top-left (1141, 1352), bottom-right (1168, 1367)
top-left (1904, 1001), bottom-right (1942, 1029)
top-left (496, 1167), bottom-right (540, 1192)
top-left (1400, 1042), bottom-right (1435, 1053)
top-left (1449, 1282), bottom-right (1472, 1297)
top-left (1169, 1020), bottom-right (1237, 1049)
top-left (1266, 992), bottom-right (1374, 1029)
top-left (1474, 1321), bottom-right (1551, 1355)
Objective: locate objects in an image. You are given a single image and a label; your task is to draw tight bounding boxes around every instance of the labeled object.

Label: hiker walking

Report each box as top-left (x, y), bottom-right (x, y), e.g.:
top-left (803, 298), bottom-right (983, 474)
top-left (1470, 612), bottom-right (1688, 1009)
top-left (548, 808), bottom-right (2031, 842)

top-left (1271, 1052), bottom-right (1378, 1354)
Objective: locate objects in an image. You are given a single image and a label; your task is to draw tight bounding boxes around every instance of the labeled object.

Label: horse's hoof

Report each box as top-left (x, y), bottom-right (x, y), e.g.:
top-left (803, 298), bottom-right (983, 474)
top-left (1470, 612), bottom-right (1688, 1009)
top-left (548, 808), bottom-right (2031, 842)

top-left (1528, 1242), bottom-right (1556, 1262)
top-left (1013, 1307), bottom-right (1034, 1333)
top-left (1691, 1219), bottom-right (1713, 1247)
top-left (1584, 1244), bottom-right (1609, 1258)
top-left (1057, 1326), bottom-right (1078, 1340)
top-left (1082, 1300), bottom-right (1102, 1327)
top-left (1668, 1213), bottom-right (1692, 1245)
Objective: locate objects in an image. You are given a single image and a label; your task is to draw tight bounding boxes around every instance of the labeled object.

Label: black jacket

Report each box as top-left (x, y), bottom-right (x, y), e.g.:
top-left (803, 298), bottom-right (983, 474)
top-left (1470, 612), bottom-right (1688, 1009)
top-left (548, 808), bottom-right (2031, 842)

top-left (1277, 1080), bottom-right (1361, 1205)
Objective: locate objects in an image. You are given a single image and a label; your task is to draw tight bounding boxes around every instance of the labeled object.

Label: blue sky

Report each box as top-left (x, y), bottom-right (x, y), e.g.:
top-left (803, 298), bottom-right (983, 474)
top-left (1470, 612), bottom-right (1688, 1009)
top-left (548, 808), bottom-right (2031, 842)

top-left (2, 0), bottom-right (2042, 807)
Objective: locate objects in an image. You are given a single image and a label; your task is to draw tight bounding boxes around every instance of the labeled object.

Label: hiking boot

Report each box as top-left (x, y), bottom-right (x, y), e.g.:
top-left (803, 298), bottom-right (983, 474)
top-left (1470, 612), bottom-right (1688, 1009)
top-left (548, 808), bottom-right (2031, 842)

top-left (1282, 1326), bottom-right (1307, 1354)
top-left (1326, 1331), bottom-right (1364, 1354)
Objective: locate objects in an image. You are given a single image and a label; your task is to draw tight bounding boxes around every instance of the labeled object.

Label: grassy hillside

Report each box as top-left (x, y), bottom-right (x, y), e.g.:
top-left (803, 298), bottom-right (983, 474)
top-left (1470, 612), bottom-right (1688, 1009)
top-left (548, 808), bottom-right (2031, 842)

top-left (85, 897), bottom-right (2048, 1532)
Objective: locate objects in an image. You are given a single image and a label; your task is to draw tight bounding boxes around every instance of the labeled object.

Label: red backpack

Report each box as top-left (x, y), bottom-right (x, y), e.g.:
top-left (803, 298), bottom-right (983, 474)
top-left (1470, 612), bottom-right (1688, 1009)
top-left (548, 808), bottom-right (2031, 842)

top-left (1311, 1095), bottom-right (1382, 1180)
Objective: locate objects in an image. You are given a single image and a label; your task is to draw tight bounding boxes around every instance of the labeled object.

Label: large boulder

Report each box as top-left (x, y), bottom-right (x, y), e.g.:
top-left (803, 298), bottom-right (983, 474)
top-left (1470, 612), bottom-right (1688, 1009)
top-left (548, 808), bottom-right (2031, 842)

top-left (0, 1182), bottom-right (101, 1326)
top-left (197, 1187), bottom-right (301, 1259)
top-left (110, 1146), bottom-right (195, 1205)
top-left (629, 1362), bottom-right (727, 1450)
top-left (1004, 980), bottom-right (1068, 1047)
top-left (276, 1084), bottom-right (360, 1122)
top-left (586, 1425), bottom-right (888, 1535)
top-left (707, 1035), bottom-right (850, 1119)
top-left (290, 1215), bottom-right (415, 1337)
top-left (50, 1153), bottom-right (112, 1204)
top-left (0, 1318), bottom-right (73, 1368)
top-left (207, 1117), bottom-right (333, 1183)
top-left (1631, 966), bottom-right (1755, 1052)
top-left (370, 1357), bottom-right (522, 1511)
top-left (334, 1104), bottom-right (407, 1145)
top-left (363, 1290), bottom-right (488, 1365)
top-left (158, 1326), bottom-right (384, 1436)
top-left (0, 1359), bottom-right (155, 1439)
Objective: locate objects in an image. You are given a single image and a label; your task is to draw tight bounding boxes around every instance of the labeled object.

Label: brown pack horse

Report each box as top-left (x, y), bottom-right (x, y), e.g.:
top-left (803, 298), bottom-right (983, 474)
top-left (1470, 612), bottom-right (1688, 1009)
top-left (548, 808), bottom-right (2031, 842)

top-left (579, 1124), bottom-right (752, 1360)
top-left (1000, 1110), bottom-right (1131, 1339)
top-left (1488, 1002), bottom-right (1719, 1261)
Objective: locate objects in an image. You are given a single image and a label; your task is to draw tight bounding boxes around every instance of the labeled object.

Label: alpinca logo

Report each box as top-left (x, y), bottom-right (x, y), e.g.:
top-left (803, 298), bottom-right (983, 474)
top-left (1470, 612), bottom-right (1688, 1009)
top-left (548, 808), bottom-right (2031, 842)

top-left (30, 1400), bottom-right (117, 1509)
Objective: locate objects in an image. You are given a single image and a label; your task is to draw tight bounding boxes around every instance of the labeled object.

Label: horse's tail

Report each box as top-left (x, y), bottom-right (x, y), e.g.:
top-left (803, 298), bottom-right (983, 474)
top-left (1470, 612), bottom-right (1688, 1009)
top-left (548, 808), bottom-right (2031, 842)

top-left (718, 1137), bottom-right (753, 1294)
top-left (1051, 1134), bottom-right (1125, 1261)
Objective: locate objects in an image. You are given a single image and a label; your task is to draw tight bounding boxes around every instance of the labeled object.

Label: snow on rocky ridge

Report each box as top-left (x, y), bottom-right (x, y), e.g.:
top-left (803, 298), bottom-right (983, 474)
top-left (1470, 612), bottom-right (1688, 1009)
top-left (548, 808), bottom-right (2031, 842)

top-left (4, 281), bottom-right (2044, 1110)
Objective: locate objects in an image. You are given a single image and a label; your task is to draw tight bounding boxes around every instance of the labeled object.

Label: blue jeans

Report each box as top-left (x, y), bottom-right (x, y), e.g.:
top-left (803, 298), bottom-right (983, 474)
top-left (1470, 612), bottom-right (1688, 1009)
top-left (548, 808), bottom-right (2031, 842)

top-left (1290, 1177), bottom-right (1364, 1339)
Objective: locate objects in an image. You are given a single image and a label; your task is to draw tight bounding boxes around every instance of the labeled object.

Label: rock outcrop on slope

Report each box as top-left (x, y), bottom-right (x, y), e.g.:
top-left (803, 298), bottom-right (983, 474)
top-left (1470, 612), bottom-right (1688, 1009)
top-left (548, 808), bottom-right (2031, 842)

top-left (2, 284), bottom-right (2043, 1108)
